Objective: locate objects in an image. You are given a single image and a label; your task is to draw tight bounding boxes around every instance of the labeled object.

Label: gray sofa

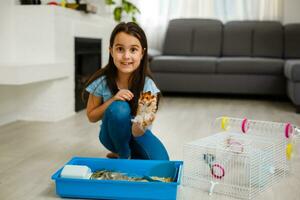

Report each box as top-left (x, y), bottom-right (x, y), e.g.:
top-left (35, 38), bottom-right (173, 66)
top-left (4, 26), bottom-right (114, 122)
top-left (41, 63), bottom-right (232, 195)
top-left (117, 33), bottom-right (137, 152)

top-left (149, 18), bottom-right (300, 112)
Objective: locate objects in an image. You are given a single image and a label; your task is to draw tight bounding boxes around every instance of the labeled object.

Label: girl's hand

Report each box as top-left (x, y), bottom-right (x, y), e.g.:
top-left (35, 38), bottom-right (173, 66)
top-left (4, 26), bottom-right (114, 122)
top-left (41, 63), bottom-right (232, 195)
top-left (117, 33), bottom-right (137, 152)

top-left (113, 89), bottom-right (134, 101)
top-left (132, 122), bottom-right (145, 137)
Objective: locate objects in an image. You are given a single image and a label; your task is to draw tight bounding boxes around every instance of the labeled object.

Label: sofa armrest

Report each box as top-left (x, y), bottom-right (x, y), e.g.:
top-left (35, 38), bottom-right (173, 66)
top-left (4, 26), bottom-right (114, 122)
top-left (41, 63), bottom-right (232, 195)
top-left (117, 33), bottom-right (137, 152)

top-left (284, 60), bottom-right (300, 81)
top-left (148, 48), bottom-right (162, 61)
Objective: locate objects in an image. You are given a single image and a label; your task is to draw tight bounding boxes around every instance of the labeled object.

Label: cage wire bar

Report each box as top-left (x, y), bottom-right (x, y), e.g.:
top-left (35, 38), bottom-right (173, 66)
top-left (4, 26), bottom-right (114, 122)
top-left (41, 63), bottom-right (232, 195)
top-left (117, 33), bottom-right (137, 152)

top-left (183, 116), bottom-right (299, 199)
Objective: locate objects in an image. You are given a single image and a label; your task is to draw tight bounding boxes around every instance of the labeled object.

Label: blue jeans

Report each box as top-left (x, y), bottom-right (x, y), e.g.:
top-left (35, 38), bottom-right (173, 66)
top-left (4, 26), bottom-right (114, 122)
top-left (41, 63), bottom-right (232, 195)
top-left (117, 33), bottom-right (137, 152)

top-left (99, 101), bottom-right (169, 160)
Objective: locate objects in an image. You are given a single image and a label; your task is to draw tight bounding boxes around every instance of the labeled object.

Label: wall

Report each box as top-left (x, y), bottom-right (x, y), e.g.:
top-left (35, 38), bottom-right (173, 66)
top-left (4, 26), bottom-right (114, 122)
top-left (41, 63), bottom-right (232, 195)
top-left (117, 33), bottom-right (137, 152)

top-left (0, 0), bottom-right (14, 63)
top-left (0, 4), bottom-right (114, 126)
top-left (0, 1), bottom-right (17, 126)
top-left (283, 0), bottom-right (300, 23)
top-left (0, 85), bottom-right (21, 125)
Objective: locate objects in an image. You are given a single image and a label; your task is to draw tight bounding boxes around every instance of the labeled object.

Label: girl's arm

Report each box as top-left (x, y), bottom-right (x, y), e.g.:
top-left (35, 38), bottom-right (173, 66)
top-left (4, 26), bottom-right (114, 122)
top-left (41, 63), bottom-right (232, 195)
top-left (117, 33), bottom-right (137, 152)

top-left (86, 94), bottom-right (113, 122)
top-left (86, 89), bottom-right (134, 123)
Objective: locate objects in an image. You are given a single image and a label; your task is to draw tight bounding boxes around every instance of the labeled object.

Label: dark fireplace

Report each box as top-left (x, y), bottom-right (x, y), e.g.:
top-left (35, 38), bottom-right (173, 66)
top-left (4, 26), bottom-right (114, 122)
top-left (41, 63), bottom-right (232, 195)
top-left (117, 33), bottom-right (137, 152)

top-left (75, 37), bottom-right (102, 112)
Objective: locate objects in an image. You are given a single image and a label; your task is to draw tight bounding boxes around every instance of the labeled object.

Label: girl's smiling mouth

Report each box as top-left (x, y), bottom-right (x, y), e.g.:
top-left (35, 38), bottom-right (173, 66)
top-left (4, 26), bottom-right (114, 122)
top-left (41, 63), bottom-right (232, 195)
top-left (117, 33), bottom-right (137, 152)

top-left (121, 62), bottom-right (133, 66)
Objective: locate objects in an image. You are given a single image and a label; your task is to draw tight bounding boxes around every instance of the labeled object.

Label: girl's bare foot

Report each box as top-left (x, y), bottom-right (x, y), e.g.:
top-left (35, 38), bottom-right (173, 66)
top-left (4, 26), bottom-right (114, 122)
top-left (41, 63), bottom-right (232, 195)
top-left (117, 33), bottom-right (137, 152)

top-left (106, 152), bottom-right (119, 159)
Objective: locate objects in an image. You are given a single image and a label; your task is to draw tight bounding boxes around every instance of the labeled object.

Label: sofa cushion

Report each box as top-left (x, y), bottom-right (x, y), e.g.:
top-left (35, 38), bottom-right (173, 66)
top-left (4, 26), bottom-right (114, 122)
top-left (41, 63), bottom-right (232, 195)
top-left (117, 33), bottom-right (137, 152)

top-left (252, 22), bottom-right (283, 58)
top-left (163, 18), bottom-right (223, 56)
top-left (150, 56), bottom-right (217, 74)
top-left (163, 19), bottom-right (195, 55)
top-left (223, 21), bottom-right (256, 56)
top-left (217, 57), bottom-right (284, 75)
top-left (223, 21), bottom-right (283, 58)
top-left (287, 81), bottom-right (300, 104)
top-left (284, 60), bottom-right (300, 81)
top-left (284, 24), bottom-right (300, 59)
top-left (191, 19), bottom-right (223, 56)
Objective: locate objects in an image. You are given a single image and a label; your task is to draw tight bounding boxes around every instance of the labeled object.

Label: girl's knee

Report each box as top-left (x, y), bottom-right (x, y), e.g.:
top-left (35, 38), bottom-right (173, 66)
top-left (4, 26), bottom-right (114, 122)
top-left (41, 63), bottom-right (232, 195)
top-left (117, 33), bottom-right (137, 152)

top-left (106, 101), bottom-right (131, 121)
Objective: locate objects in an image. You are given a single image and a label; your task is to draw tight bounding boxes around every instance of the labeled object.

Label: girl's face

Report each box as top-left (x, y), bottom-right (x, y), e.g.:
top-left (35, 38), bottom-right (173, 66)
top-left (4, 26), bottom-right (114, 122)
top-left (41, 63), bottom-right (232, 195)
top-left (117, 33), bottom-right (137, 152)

top-left (110, 32), bottom-right (144, 76)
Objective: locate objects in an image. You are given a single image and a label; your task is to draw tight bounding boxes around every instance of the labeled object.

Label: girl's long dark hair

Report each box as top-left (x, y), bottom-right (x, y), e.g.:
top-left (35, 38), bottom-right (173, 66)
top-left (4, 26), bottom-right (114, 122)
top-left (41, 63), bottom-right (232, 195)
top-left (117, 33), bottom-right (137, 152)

top-left (83, 22), bottom-right (159, 116)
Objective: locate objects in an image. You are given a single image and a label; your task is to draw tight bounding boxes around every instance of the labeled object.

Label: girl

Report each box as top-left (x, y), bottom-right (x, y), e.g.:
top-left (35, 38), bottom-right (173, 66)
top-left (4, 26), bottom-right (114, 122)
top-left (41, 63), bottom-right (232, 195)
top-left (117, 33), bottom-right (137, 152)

top-left (84, 22), bottom-right (169, 160)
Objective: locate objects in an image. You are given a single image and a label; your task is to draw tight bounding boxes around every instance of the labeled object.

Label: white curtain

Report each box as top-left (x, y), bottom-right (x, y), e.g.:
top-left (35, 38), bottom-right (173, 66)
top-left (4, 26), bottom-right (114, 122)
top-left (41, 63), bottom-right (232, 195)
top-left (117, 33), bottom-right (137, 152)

top-left (134, 0), bottom-right (283, 50)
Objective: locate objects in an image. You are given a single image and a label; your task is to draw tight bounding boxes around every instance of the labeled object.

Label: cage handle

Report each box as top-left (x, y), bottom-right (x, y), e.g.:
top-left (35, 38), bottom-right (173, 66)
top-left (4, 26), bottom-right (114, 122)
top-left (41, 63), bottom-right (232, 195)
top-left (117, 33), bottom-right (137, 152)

top-left (209, 181), bottom-right (219, 196)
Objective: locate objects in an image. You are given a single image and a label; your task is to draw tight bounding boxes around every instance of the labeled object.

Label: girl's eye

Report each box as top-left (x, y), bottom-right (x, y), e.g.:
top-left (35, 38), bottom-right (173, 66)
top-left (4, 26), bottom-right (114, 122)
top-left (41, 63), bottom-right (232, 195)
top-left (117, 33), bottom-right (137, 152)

top-left (116, 47), bottom-right (124, 52)
top-left (130, 48), bottom-right (138, 53)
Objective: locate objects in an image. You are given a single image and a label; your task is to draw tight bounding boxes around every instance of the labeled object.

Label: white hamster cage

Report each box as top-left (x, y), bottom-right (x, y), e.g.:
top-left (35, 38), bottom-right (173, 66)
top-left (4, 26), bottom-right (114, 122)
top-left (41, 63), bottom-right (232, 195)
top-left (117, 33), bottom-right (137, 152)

top-left (183, 117), bottom-right (299, 199)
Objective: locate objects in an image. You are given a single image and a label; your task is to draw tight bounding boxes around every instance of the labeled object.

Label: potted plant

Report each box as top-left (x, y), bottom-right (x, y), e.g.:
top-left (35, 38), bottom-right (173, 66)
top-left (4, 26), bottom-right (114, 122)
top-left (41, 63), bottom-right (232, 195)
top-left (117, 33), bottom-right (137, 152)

top-left (105, 0), bottom-right (140, 23)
